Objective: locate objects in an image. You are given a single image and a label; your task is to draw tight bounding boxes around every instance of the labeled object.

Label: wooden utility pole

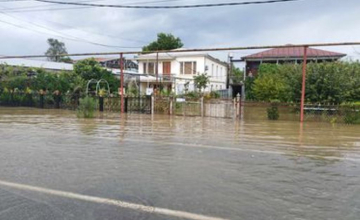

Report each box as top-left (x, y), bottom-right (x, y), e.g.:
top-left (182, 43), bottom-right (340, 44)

top-left (300, 47), bottom-right (308, 123)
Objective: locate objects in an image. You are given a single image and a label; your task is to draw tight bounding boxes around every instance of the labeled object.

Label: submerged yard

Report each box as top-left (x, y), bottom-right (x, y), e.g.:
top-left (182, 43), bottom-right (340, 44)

top-left (0, 107), bottom-right (359, 220)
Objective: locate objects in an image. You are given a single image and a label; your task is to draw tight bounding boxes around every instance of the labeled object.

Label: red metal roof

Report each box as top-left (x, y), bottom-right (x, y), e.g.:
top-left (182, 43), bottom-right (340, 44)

top-left (242, 47), bottom-right (346, 60)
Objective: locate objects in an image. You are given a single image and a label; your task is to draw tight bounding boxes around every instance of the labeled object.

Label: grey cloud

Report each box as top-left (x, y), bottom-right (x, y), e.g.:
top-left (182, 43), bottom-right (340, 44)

top-left (0, 0), bottom-right (359, 60)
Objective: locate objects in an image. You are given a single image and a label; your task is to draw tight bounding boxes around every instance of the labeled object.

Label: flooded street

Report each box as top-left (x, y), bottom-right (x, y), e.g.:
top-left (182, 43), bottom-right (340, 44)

top-left (0, 107), bottom-right (359, 220)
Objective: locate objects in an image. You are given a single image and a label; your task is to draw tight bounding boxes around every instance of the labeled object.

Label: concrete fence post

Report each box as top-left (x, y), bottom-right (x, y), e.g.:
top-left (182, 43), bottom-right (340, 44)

top-left (233, 97), bottom-right (237, 119)
top-left (236, 93), bottom-right (241, 118)
top-left (151, 95), bottom-right (154, 115)
top-left (170, 97), bottom-right (173, 115)
top-left (201, 97), bottom-right (204, 117)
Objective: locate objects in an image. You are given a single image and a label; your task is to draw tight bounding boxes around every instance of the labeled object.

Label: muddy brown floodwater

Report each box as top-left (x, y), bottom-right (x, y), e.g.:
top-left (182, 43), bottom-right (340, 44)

top-left (0, 107), bottom-right (359, 220)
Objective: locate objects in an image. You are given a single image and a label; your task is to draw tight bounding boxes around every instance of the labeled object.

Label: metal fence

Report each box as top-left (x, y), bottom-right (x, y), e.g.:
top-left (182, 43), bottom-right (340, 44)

top-left (241, 102), bottom-right (360, 124)
top-left (0, 92), bottom-right (152, 114)
top-left (1, 92), bottom-right (359, 124)
top-left (174, 100), bottom-right (202, 117)
top-left (204, 99), bottom-right (234, 118)
top-left (216, 89), bottom-right (232, 99)
top-left (154, 97), bottom-right (171, 114)
top-left (0, 92), bottom-right (81, 110)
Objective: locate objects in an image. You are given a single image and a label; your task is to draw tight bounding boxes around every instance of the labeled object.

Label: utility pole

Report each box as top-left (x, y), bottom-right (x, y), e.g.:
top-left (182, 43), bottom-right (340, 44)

top-left (300, 46), bottom-right (308, 123)
top-left (120, 53), bottom-right (124, 114)
top-left (227, 53), bottom-right (233, 89)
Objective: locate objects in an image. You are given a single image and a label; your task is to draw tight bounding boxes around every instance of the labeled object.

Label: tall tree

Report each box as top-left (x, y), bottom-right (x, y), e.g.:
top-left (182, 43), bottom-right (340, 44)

top-left (142, 33), bottom-right (184, 52)
top-left (45, 38), bottom-right (71, 62)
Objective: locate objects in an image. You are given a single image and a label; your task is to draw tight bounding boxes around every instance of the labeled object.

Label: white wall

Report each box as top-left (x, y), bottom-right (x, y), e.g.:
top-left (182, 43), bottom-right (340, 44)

top-left (138, 55), bottom-right (228, 95)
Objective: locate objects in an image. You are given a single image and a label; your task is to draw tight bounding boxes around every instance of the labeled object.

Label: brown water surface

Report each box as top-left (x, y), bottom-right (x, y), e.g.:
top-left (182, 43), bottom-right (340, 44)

top-left (0, 107), bottom-right (359, 220)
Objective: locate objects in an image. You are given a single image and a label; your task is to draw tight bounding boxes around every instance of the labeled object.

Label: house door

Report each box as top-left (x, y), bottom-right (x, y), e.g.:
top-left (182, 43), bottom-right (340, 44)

top-left (163, 62), bottom-right (171, 75)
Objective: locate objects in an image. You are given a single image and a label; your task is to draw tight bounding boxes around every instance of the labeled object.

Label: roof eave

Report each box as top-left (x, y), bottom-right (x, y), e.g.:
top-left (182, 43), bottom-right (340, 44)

top-left (242, 55), bottom-right (346, 61)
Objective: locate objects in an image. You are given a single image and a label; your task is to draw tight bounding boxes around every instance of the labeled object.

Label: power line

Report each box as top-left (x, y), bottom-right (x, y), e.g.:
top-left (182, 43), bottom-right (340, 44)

top-left (0, 5), bottom-right (142, 49)
top-left (0, 0), bottom-right (186, 13)
top-left (0, 16), bottom-right (141, 49)
top-left (33, 0), bottom-right (304, 9)
top-left (0, 6), bottom-right (90, 13)
top-left (39, 19), bottom-right (149, 44)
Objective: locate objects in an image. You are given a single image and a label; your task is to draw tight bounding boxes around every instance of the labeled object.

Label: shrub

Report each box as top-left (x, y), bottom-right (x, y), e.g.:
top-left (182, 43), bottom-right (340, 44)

top-left (77, 96), bottom-right (97, 118)
top-left (0, 92), bottom-right (11, 105)
top-left (210, 91), bottom-right (220, 99)
top-left (341, 102), bottom-right (360, 124)
top-left (184, 91), bottom-right (201, 99)
top-left (253, 71), bottom-right (287, 102)
top-left (267, 100), bottom-right (280, 120)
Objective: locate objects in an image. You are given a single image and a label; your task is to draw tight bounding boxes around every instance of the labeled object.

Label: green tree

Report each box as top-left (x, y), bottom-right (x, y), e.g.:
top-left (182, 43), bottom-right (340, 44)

top-left (45, 38), bottom-right (71, 62)
top-left (193, 73), bottom-right (210, 92)
top-left (244, 76), bottom-right (256, 100)
top-left (142, 33), bottom-right (184, 52)
top-left (230, 65), bottom-right (244, 84)
top-left (253, 71), bottom-right (287, 102)
top-left (73, 58), bottom-right (119, 93)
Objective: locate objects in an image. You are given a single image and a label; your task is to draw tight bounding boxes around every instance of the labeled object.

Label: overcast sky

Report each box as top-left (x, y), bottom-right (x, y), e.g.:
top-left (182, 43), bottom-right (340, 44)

top-left (0, 0), bottom-right (359, 62)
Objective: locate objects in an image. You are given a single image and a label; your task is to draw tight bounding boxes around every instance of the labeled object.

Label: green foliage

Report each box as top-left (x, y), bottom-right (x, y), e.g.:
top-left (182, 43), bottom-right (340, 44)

top-left (305, 62), bottom-right (348, 104)
top-left (253, 69), bottom-right (287, 102)
top-left (341, 102), bottom-right (360, 124)
top-left (160, 89), bottom-right (174, 97)
top-left (231, 66), bottom-right (244, 84)
top-left (245, 76), bottom-right (256, 100)
top-left (60, 57), bottom-right (73, 64)
top-left (30, 70), bottom-right (84, 94)
top-left (267, 100), bottom-right (280, 120)
top-left (45, 38), bottom-right (70, 62)
top-left (249, 62), bottom-right (360, 104)
top-left (0, 92), bottom-right (11, 104)
top-left (193, 73), bottom-right (210, 92)
top-left (126, 80), bottom-right (139, 96)
top-left (73, 58), bottom-right (119, 93)
top-left (184, 91), bottom-right (201, 99)
top-left (209, 91), bottom-right (220, 99)
top-left (77, 96), bottom-right (97, 118)
top-left (142, 33), bottom-right (183, 52)
top-left (98, 88), bottom-right (107, 97)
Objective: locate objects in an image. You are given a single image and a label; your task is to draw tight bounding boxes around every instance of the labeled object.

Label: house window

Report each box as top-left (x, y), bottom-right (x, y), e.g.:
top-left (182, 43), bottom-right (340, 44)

top-left (148, 63), bottom-right (155, 74)
top-left (212, 64), bottom-right (214, 76)
top-left (180, 61), bottom-right (197, 74)
top-left (143, 63), bottom-right (146, 74)
top-left (143, 62), bottom-right (155, 74)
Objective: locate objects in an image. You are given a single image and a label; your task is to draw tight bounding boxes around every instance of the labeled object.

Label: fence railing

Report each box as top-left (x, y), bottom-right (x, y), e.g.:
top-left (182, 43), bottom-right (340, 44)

top-left (1, 92), bottom-right (359, 124)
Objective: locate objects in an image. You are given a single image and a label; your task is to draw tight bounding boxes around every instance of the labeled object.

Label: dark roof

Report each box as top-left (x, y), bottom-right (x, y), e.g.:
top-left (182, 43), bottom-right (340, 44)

top-left (242, 47), bottom-right (346, 60)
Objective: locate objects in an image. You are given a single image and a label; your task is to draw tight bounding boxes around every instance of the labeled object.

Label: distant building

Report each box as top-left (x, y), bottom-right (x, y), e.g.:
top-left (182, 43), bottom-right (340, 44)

top-left (241, 46), bottom-right (346, 77)
top-left (76, 57), bottom-right (138, 71)
top-left (135, 49), bottom-right (228, 95)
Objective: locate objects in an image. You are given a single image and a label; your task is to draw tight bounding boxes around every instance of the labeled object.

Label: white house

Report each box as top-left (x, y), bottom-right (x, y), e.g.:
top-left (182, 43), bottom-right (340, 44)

top-left (135, 49), bottom-right (228, 95)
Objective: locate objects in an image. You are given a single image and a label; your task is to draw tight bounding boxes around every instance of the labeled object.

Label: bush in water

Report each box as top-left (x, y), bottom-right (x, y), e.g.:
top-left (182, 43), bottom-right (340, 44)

top-left (77, 96), bottom-right (97, 118)
top-left (267, 100), bottom-right (280, 120)
top-left (342, 102), bottom-right (360, 124)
